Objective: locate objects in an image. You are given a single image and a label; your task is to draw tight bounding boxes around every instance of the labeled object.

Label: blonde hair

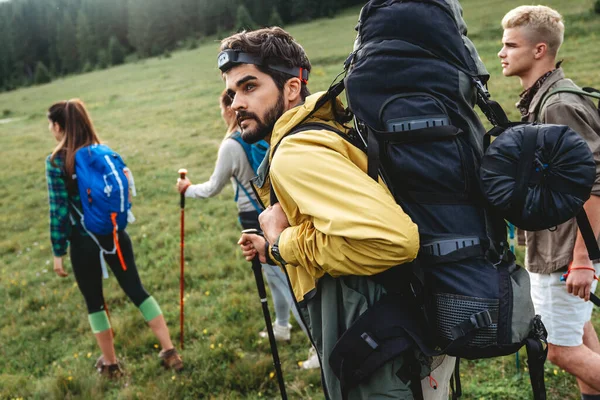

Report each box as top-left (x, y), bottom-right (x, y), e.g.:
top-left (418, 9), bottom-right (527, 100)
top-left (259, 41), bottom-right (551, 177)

top-left (501, 5), bottom-right (564, 56)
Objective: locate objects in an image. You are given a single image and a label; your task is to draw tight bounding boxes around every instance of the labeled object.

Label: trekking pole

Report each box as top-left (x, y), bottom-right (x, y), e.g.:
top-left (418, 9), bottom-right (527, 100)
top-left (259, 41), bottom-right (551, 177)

top-left (178, 168), bottom-right (187, 350)
top-left (104, 301), bottom-right (115, 338)
top-left (242, 228), bottom-right (287, 400)
top-left (591, 293), bottom-right (600, 307)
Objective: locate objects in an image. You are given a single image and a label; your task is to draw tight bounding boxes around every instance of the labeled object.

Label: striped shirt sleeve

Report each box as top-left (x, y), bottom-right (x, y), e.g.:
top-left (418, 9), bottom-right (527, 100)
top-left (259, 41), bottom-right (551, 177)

top-left (45, 155), bottom-right (71, 256)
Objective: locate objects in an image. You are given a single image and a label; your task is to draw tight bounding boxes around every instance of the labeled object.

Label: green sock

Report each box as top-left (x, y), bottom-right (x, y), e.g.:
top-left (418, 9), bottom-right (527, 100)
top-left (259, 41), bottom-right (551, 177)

top-left (88, 311), bottom-right (111, 333)
top-left (139, 296), bottom-right (162, 322)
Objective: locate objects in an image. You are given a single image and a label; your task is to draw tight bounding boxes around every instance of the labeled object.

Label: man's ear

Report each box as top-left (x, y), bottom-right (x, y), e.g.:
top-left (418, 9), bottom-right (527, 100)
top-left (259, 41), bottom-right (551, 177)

top-left (285, 77), bottom-right (302, 105)
top-left (534, 42), bottom-right (548, 59)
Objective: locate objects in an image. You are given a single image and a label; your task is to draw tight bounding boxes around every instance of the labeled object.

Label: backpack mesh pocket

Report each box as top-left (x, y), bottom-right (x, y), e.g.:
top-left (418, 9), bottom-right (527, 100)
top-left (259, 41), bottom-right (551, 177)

top-left (434, 293), bottom-right (499, 347)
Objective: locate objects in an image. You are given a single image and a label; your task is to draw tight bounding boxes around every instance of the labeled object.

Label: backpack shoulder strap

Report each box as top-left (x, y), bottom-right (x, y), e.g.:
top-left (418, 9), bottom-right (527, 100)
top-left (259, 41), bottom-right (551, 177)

top-left (228, 131), bottom-right (264, 213)
top-left (268, 81), bottom-right (350, 205)
top-left (474, 80), bottom-right (511, 128)
top-left (538, 86), bottom-right (600, 116)
top-left (229, 131), bottom-right (254, 167)
top-left (286, 122), bottom-right (348, 139)
top-left (233, 175), bottom-right (263, 214)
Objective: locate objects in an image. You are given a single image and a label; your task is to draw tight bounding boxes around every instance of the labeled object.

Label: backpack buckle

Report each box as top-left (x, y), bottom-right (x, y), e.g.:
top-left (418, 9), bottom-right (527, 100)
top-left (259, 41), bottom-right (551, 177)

top-left (470, 310), bottom-right (492, 329)
top-left (451, 310), bottom-right (493, 340)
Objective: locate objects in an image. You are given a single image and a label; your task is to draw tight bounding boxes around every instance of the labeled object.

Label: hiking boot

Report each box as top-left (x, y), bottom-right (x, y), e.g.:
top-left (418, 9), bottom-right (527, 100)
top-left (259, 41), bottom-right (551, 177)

top-left (300, 346), bottom-right (321, 370)
top-left (258, 323), bottom-right (291, 342)
top-left (95, 355), bottom-right (105, 370)
top-left (95, 356), bottom-right (124, 379)
top-left (159, 348), bottom-right (184, 372)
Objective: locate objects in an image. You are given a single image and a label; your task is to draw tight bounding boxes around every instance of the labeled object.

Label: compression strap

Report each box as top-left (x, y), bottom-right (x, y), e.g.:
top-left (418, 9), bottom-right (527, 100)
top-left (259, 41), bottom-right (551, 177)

top-left (111, 213), bottom-right (127, 271)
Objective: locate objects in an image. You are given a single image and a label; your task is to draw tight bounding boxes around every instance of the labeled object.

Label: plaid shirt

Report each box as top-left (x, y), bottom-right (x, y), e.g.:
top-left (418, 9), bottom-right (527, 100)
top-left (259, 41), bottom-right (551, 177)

top-left (45, 154), bottom-right (84, 256)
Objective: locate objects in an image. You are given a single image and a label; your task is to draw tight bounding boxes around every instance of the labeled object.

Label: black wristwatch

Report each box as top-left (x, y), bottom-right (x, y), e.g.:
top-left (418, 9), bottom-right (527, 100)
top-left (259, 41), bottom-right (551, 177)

top-left (270, 235), bottom-right (287, 266)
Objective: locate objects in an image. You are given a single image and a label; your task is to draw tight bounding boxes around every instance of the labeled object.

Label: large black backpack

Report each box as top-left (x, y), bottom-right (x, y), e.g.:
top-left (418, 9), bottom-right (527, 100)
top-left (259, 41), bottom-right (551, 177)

top-left (322, 0), bottom-right (549, 398)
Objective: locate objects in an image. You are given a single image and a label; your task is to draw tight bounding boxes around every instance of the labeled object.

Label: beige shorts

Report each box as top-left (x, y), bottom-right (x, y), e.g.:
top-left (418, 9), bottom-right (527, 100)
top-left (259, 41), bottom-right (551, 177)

top-left (529, 267), bottom-right (598, 347)
top-left (422, 355), bottom-right (456, 399)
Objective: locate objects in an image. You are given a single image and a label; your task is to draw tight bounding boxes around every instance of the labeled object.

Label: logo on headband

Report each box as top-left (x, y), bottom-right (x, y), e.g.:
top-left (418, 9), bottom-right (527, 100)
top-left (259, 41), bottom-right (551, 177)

top-left (217, 49), bottom-right (309, 84)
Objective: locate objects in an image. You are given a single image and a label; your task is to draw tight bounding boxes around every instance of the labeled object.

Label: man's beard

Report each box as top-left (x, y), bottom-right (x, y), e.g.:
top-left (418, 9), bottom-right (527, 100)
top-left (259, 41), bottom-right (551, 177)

top-left (237, 92), bottom-right (284, 144)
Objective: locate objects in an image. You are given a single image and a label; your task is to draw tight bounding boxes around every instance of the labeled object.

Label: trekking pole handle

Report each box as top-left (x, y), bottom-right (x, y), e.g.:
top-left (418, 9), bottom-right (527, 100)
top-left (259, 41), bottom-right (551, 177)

top-left (241, 228), bottom-right (266, 279)
top-left (178, 168), bottom-right (187, 209)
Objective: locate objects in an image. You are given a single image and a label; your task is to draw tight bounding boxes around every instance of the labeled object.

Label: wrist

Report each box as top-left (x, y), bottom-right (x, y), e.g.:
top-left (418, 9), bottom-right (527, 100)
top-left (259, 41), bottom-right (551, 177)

top-left (264, 240), bottom-right (277, 265)
top-left (562, 264), bottom-right (598, 282)
top-left (569, 266), bottom-right (596, 274)
top-left (270, 234), bottom-right (287, 266)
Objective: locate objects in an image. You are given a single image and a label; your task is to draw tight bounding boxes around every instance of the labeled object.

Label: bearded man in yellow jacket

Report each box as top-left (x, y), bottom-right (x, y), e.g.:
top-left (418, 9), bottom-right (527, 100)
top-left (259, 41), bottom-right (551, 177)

top-left (222, 27), bottom-right (454, 399)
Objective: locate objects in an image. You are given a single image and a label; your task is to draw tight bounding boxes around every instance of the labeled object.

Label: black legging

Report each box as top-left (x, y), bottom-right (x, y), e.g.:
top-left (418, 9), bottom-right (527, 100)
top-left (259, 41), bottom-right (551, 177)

top-left (69, 226), bottom-right (150, 314)
top-left (239, 210), bottom-right (260, 231)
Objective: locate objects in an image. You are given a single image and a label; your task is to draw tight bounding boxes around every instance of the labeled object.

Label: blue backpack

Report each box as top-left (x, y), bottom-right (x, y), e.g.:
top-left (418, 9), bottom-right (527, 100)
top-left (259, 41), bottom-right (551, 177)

top-left (230, 131), bottom-right (268, 173)
top-left (74, 144), bottom-right (134, 234)
top-left (230, 131), bottom-right (268, 212)
top-left (73, 144), bottom-right (136, 277)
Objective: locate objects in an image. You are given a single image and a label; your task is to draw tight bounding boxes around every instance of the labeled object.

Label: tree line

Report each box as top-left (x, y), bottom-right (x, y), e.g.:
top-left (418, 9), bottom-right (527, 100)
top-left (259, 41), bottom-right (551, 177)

top-left (0, 0), bottom-right (364, 92)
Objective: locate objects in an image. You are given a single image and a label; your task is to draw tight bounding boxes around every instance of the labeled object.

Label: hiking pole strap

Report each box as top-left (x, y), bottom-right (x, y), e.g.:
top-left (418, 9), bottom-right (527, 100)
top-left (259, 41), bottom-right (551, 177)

top-left (251, 255), bottom-right (288, 400)
top-left (576, 209), bottom-right (600, 262)
top-left (525, 337), bottom-right (548, 400)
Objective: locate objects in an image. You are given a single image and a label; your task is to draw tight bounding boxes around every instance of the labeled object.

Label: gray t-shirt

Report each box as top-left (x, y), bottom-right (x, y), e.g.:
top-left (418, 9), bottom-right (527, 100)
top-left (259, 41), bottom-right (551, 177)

top-left (185, 137), bottom-right (258, 213)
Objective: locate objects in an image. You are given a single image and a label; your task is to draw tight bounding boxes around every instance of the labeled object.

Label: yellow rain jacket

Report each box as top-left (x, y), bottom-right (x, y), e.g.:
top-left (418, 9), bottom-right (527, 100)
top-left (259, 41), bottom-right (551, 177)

top-left (253, 91), bottom-right (420, 302)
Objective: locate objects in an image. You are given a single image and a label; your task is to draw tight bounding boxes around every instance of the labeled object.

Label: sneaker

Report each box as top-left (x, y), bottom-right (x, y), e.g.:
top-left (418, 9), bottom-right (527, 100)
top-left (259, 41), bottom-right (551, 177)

top-left (258, 323), bottom-right (291, 342)
top-left (300, 347), bottom-right (321, 370)
top-left (95, 356), bottom-right (124, 379)
top-left (159, 348), bottom-right (184, 372)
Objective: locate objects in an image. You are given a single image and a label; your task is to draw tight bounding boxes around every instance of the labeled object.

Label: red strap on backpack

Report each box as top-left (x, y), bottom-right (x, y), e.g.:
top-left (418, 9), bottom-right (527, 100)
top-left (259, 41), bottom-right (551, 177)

top-left (111, 212), bottom-right (127, 271)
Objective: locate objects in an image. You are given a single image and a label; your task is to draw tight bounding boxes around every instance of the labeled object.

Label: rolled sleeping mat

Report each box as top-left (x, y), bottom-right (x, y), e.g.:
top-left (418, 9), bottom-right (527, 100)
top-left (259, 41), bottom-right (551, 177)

top-left (480, 124), bottom-right (596, 231)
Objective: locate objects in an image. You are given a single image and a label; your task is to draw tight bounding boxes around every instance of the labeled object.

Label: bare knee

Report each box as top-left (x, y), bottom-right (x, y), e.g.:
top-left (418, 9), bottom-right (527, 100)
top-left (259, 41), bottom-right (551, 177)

top-left (547, 344), bottom-right (570, 367)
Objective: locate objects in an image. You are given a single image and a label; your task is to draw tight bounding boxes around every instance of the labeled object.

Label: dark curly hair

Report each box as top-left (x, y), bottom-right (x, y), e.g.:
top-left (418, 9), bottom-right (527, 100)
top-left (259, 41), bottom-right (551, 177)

top-left (220, 27), bottom-right (311, 100)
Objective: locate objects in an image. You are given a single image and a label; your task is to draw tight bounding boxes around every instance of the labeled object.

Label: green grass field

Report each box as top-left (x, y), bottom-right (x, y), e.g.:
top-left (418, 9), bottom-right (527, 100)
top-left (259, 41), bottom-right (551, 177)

top-left (1, 1), bottom-right (599, 398)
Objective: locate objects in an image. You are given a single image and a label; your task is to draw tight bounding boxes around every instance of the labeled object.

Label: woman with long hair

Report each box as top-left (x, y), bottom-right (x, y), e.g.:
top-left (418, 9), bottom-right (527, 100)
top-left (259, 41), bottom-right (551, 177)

top-left (177, 90), bottom-right (319, 369)
top-left (45, 99), bottom-right (182, 378)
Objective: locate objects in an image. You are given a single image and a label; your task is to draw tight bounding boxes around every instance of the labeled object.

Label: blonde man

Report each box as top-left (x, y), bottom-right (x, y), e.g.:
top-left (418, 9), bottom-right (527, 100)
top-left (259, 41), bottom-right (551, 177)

top-left (499, 6), bottom-right (600, 399)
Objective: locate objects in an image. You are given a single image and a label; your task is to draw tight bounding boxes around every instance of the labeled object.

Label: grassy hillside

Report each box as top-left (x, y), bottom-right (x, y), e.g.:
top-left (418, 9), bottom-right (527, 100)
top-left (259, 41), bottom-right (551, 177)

top-left (0, 1), bottom-right (598, 399)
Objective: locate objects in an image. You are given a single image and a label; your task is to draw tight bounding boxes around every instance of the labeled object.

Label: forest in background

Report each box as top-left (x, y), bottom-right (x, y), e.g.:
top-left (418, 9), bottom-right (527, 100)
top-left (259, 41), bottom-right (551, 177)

top-left (0, 0), bottom-right (365, 92)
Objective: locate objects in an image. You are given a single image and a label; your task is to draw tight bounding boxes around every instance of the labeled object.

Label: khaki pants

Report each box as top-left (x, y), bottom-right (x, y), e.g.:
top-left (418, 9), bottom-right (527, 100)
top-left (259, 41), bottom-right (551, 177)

top-left (301, 274), bottom-right (455, 400)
